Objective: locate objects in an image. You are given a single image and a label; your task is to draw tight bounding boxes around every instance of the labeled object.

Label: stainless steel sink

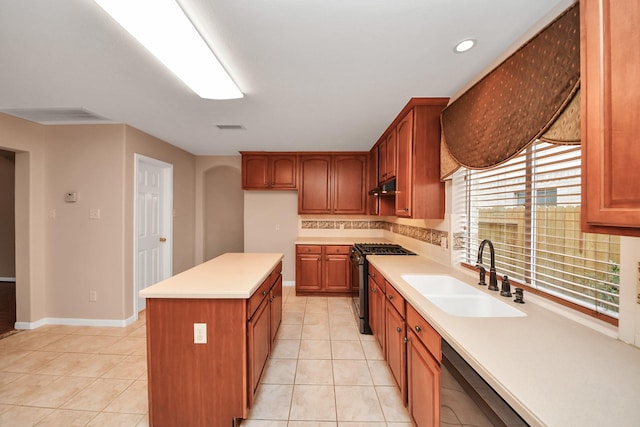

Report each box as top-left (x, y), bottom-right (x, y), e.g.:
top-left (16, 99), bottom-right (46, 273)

top-left (401, 274), bottom-right (526, 318)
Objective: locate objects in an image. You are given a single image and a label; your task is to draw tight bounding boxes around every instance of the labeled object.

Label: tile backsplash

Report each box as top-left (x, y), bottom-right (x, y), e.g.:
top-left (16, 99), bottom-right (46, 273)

top-left (301, 219), bottom-right (448, 248)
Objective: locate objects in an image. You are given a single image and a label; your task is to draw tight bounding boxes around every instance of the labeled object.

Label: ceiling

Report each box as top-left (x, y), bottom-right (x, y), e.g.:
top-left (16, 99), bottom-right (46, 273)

top-left (0, 0), bottom-right (573, 155)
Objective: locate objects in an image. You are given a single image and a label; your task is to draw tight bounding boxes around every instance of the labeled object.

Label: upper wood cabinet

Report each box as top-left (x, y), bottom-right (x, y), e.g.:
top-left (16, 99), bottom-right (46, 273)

top-left (298, 153), bottom-right (366, 214)
top-left (581, 0), bottom-right (640, 236)
top-left (390, 99), bottom-right (448, 219)
top-left (241, 153), bottom-right (297, 190)
top-left (378, 131), bottom-right (397, 183)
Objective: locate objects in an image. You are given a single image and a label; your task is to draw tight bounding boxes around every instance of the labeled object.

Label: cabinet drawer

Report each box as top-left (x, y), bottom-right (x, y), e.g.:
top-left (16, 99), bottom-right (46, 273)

top-left (385, 281), bottom-right (405, 318)
top-left (248, 276), bottom-right (272, 320)
top-left (368, 264), bottom-right (385, 293)
top-left (325, 245), bottom-right (351, 255)
top-left (296, 245), bottom-right (322, 254)
top-left (407, 304), bottom-right (441, 362)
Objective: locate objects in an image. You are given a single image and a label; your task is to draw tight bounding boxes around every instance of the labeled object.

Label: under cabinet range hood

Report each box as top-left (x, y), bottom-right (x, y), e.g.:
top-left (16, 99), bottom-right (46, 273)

top-left (368, 178), bottom-right (396, 196)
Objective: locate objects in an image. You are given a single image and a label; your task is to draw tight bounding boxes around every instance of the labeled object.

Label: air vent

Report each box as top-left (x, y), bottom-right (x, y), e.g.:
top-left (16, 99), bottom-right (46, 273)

top-left (0, 108), bottom-right (111, 125)
top-left (216, 124), bottom-right (245, 130)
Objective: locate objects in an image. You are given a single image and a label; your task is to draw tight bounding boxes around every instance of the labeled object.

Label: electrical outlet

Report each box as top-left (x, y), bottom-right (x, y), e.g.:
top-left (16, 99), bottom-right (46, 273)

top-left (89, 208), bottom-right (101, 220)
top-left (89, 290), bottom-right (97, 302)
top-left (194, 323), bottom-right (207, 344)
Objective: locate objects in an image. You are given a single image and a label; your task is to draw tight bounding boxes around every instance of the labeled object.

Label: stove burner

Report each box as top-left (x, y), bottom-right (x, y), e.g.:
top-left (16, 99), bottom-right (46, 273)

top-left (353, 243), bottom-right (415, 255)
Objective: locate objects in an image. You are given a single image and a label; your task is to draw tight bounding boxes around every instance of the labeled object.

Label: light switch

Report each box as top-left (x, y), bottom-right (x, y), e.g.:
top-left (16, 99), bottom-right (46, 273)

top-left (194, 323), bottom-right (207, 344)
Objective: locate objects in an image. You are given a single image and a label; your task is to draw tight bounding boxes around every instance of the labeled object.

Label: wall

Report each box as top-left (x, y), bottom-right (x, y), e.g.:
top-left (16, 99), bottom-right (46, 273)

top-left (619, 237), bottom-right (640, 347)
top-left (124, 126), bottom-right (196, 319)
top-left (245, 191), bottom-right (298, 282)
top-left (204, 165), bottom-right (243, 261)
top-left (44, 125), bottom-right (126, 321)
top-left (0, 150), bottom-right (15, 278)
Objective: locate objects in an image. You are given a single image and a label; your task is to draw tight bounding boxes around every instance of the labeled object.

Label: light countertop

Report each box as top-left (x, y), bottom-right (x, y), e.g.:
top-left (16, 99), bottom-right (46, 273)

top-left (139, 253), bottom-right (284, 299)
top-left (367, 255), bottom-right (640, 427)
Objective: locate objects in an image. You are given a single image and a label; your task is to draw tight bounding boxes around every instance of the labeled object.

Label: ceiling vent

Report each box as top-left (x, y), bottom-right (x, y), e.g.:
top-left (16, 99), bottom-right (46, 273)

top-left (216, 124), bottom-right (245, 130)
top-left (0, 108), bottom-right (111, 125)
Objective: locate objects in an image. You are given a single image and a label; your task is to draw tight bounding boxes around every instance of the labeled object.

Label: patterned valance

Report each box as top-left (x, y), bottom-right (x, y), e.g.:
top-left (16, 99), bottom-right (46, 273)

top-left (440, 3), bottom-right (580, 179)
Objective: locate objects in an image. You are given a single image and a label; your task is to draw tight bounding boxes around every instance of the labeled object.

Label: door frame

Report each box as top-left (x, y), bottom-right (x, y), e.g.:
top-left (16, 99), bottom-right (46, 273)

top-left (133, 154), bottom-right (173, 315)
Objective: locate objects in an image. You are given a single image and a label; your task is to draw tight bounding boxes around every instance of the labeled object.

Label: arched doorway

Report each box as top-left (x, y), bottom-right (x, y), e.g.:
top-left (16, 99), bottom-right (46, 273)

top-left (204, 165), bottom-right (244, 260)
top-left (0, 150), bottom-right (16, 334)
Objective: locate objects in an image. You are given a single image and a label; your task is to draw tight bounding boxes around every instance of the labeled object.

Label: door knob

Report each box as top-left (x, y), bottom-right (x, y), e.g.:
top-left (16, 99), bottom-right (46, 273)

top-left (159, 237), bottom-right (167, 242)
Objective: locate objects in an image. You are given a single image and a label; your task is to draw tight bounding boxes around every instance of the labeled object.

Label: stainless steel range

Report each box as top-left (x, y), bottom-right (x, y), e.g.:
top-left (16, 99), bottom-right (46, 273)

top-left (350, 243), bottom-right (416, 334)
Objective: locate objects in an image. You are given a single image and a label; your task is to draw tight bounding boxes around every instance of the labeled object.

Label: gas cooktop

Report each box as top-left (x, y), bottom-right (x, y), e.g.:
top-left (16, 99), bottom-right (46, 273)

top-left (353, 243), bottom-right (415, 255)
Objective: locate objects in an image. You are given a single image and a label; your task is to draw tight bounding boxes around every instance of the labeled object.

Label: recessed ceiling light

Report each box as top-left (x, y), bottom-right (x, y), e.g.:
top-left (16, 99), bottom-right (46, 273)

top-left (454, 39), bottom-right (476, 53)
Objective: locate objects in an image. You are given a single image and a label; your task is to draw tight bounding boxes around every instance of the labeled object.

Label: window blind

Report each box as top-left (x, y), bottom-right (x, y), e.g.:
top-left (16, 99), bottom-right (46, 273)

top-left (457, 141), bottom-right (620, 319)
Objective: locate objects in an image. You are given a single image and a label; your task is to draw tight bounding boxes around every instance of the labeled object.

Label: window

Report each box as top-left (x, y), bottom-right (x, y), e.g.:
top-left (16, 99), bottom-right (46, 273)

top-left (457, 142), bottom-right (620, 321)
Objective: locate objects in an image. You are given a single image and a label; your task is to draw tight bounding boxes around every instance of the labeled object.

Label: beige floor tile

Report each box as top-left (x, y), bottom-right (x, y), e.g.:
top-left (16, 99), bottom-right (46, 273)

top-left (40, 335), bottom-right (121, 354)
top-left (284, 303), bottom-right (307, 313)
top-left (103, 380), bottom-right (148, 414)
top-left (246, 384), bottom-right (293, 420)
top-left (135, 413), bottom-right (149, 427)
top-left (331, 341), bottom-right (365, 360)
top-left (338, 423), bottom-right (386, 427)
top-left (36, 352), bottom-right (97, 376)
top-left (305, 305), bottom-right (329, 314)
top-left (298, 340), bottom-right (331, 360)
top-left (18, 375), bottom-right (93, 408)
top-left (69, 354), bottom-right (128, 378)
top-left (35, 408), bottom-right (98, 427)
top-left (0, 371), bottom-right (23, 385)
top-left (330, 324), bottom-right (361, 341)
top-left (85, 412), bottom-right (145, 427)
top-left (305, 297), bottom-right (328, 305)
top-left (102, 336), bottom-right (147, 355)
top-left (301, 324), bottom-right (331, 340)
top-left (282, 311), bottom-right (305, 325)
top-left (270, 340), bottom-right (301, 359)
top-left (303, 312), bottom-right (329, 326)
top-left (295, 359), bottom-right (333, 385)
top-left (278, 324), bottom-right (303, 340)
top-left (375, 386), bottom-right (411, 422)
top-left (35, 325), bottom-right (81, 334)
top-left (241, 420), bottom-right (288, 427)
top-left (360, 341), bottom-right (384, 360)
top-left (4, 351), bottom-right (62, 374)
top-left (289, 385), bottom-right (336, 421)
top-left (0, 404), bottom-right (54, 426)
top-left (386, 423), bottom-right (413, 427)
top-left (102, 355), bottom-right (147, 380)
top-left (261, 359), bottom-right (297, 384)
top-left (328, 315), bottom-right (357, 327)
top-left (129, 326), bottom-right (147, 337)
top-left (289, 422), bottom-right (337, 427)
top-left (334, 386), bottom-right (384, 422)
top-left (358, 333), bottom-right (376, 342)
top-left (62, 378), bottom-right (134, 411)
top-left (73, 326), bottom-right (131, 337)
top-left (0, 348), bottom-right (35, 367)
top-left (332, 360), bottom-right (373, 386)
top-left (0, 332), bottom-right (66, 351)
top-left (367, 360), bottom-right (395, 386)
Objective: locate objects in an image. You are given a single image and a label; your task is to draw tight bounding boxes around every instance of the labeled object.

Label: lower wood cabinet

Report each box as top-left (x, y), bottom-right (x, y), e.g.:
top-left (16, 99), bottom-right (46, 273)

top-left (368, 264), bottom-right (386, 352)
top-left (295, 244), bottom-right (352, 294)
top-left (385, 282), bottom-right (407, 403)
top-left (145, 261), bottom-right (282, 427)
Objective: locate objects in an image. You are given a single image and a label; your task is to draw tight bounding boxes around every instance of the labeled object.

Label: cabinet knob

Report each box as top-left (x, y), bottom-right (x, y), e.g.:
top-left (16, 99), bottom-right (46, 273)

top-left (415, 325), bottom-right (422, 333)
top-left (396, 326), bottom-right (402, 333)
top-left (269, 297), bottom-right (274, 302)
top-left (403, 336), bottom-right (409, 343)
top-left (262, 291), bottom-right (267, 296)
top-left (388, 294), bottom-right (394, 300)
top-left (371, 287), bottom-right (377, 293)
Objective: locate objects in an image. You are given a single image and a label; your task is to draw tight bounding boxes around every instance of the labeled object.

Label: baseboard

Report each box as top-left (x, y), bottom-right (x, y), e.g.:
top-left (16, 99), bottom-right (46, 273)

top-left (283, 280), bottom-right (295, 287)
top-left (14, 313), bottom-right (139, 330)
top-left (0, 277), bottom-right (16, 282)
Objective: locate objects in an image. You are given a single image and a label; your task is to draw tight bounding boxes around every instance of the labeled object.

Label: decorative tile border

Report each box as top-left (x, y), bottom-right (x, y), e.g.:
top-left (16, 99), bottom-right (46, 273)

top-left (300, 219), bottom-right (448, 248)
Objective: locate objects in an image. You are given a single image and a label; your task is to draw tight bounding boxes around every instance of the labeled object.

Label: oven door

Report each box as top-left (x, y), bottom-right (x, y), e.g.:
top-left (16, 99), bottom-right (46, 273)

top-left (350, 249), bottom-right (371, 334)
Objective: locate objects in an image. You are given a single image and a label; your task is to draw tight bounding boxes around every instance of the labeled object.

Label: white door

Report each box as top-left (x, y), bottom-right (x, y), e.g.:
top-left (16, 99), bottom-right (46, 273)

top-left (135, 155), bottom-right (172, 312)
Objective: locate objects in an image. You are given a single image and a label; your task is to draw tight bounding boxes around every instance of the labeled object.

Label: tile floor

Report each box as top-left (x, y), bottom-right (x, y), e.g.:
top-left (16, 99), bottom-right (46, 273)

top-left (0, 286), bottom-right (413, 426)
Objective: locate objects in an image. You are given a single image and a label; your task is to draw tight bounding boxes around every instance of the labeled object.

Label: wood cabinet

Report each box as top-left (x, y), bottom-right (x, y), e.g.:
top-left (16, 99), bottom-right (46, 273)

top-left (269, 274), bottom-right (283, 345)
top-left (385, 282), bottom-right (407, 402)
top-left (395, 110), bottom-right (413, 217)
top-left (298, 154), bottom-right (366, 214)
top-left (241, 153), bottom-right (297, 190)
top-left (406, 304), bottom-right (441, 427)
top-left (295, 244), bottom-right (352, 294)
top-left (378, 131), bottom-right (397, 183)
top-left (367, 148), bottom-right (379, 215)
top-left (368, 264), bottom-right (386, 352)
top-left (581, 0), bottom-right (640, 236)
top-left (145, 261), bottom-right (282, 427)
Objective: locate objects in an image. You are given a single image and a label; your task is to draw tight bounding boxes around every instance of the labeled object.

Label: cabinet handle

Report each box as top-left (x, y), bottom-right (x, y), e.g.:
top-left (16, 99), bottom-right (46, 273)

top-left (415, 325), bottom-right (422, 333)
top-left (396, 326), bottom-right (402, 333)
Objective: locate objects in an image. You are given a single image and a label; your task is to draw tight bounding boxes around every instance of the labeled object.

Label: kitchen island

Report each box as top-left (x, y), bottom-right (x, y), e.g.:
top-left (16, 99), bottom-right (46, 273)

top-left (139, 252), bottom-right (284, 427)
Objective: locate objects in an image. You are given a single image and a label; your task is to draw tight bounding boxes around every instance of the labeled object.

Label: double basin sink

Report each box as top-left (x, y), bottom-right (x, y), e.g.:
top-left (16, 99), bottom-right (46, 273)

top-left (402, 274), bottom-right (526, 318)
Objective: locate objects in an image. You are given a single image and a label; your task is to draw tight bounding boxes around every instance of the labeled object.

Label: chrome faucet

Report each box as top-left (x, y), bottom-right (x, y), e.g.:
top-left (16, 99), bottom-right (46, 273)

top-left (476, 239), bottom-right (499, 291)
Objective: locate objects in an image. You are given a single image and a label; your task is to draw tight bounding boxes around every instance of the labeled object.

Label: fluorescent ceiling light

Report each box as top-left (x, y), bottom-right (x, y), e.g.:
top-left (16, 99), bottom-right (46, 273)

top-left (95, 0), bottom-right (243, 100)
top-left (454, 39), bottom-right (476, 53)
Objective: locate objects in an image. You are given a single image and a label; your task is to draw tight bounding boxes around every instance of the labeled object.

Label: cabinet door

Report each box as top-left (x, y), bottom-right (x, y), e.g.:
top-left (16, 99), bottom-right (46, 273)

top-left (385, 131), bottom-right (397, 180)
top-left (242, 155), bottom-right (270, 189)
top-left (295, 249), bottom-right (323, 292)
top-left (270, 275), bottom-right (283, 345)
top-left (367, 148), bottom-right (379, 215)
top-left (581, 0), bottom-right (640, 235)
top-left (248, 297), bottom-right (271, 402)
top-left (386, 301), bottom-right (406, 402)
top-left (298, 155), bottom-right (332, 214)
top-left (333, 155), bottom-right (366, 214)
top-left (407, 329), bottom-right (440, 427)
top-left (271, 155), bottom-right (297, 189)
top-left (324, 250), bottom-right (352, 292)
top-left (396, 110), bottom-right (413, 217)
